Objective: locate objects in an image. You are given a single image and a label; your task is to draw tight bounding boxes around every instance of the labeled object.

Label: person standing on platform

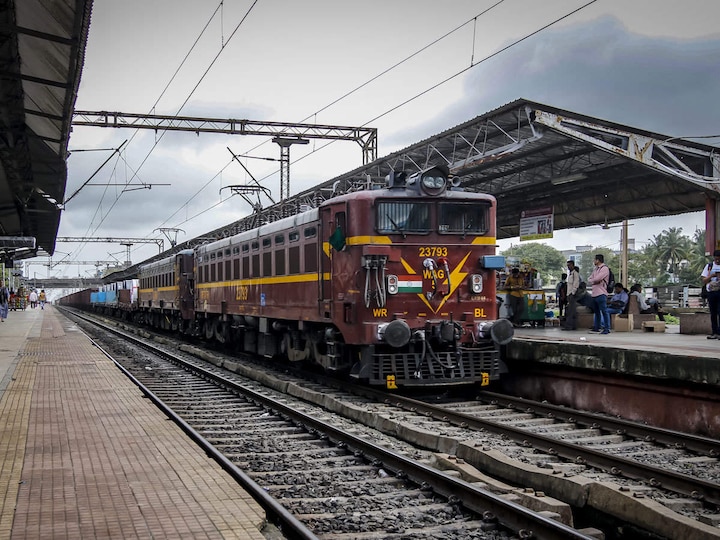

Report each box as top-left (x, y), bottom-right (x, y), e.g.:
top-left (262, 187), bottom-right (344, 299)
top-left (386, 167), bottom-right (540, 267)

top-left (504, 267), bottom-right (525, 328)
top-left (588, 254), bottom-right (611, 334)
top-left (0, 280), bottom-right (9, 322)
top-left (556, 273), bottom-right (568, 319)
top-left (39, 289), bottom-right (47, 309)
top-left (562, 261), bottom-right (581, 330)
top-left (29, 289), bottom-right (38, 309)
top-left (701, 249), bottom-right (720, 339)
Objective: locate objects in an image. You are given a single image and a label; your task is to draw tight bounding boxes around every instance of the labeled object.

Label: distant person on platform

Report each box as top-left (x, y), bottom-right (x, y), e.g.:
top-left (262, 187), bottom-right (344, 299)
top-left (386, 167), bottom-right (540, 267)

top-left (629, 284), bottom-right (665, 321)
top-left (561, 261), bottom-right (581, 330)
top-left (701, 249), bottom-right (720, 339)
top-left (29, 289), bottom-right (38, 309)
top-left (39, 290), bottom-right (47, 310)
top-left (504, 267), bottom-right (525, 328)
top-left (587, 254), bottom-right (611, 334)
top-left (556, 273), bottom-right (567, 318)
top-left (0, 280), bottom-right (9, 322)
top-left (606, 283), bottom-right (629, 315)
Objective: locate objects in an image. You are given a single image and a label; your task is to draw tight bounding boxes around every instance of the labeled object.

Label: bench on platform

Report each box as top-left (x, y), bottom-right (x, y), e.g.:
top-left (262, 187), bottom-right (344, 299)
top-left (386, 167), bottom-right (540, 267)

top-left (626, 295), bottom-right (656, 330)
top-left (679, 312), bottom-right (712, 334)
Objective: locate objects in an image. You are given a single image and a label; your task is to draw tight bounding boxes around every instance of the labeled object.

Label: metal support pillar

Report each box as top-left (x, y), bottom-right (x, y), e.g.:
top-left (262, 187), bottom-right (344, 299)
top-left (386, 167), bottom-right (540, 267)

top-left (273, 137), bottom-right (309, 202)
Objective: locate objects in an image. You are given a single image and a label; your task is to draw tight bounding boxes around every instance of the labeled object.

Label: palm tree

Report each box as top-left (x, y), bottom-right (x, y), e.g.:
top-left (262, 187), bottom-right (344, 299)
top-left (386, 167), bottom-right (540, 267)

top-left (647, 227), bottom-right (692, 283)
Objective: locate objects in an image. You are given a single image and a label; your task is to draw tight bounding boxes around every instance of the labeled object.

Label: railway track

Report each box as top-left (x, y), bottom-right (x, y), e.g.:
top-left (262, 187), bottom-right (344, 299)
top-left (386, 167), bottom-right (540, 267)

top-left (61, 308), bottom-right (720, 539)
top-left (63, 308), bottom-right (593, 540)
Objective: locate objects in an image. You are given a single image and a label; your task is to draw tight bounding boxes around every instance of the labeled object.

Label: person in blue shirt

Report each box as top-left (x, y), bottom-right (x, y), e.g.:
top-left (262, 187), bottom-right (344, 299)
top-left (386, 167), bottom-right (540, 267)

top-left (606, 283), bottom-right (629, 315)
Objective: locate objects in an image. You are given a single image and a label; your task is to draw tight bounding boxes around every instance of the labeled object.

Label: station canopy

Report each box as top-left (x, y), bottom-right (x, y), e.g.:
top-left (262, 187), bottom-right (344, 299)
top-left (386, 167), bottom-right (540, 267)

top-left (0, 0), bottom-right (91, 262)
top-left (290, 98), bottom-right (719, 240)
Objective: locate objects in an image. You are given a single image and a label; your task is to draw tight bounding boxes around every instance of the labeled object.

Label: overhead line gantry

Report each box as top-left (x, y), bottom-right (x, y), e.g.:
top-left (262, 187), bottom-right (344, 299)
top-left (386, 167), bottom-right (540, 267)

top-left (71, 111), bottom-right (378, 201)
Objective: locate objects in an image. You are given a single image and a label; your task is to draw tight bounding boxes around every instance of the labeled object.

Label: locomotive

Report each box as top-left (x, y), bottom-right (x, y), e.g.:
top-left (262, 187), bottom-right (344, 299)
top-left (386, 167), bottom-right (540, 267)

top-left (61, 165), bottom-right (513, 388)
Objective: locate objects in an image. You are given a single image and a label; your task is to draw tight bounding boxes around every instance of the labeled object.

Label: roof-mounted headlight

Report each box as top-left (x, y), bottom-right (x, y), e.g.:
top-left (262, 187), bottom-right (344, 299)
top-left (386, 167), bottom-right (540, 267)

top-left (408, 165), bottom-right (449, 195)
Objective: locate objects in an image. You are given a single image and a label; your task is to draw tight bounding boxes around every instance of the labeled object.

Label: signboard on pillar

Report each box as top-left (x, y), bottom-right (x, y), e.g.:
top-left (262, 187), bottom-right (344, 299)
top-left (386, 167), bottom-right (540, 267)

top-left (519, 206), bottom-right (554, 241)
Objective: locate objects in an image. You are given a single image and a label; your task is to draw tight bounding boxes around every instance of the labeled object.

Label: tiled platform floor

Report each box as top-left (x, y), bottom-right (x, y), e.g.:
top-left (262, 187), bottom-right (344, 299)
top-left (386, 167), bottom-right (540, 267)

top-left (0, 307), bottom-right (267, 539)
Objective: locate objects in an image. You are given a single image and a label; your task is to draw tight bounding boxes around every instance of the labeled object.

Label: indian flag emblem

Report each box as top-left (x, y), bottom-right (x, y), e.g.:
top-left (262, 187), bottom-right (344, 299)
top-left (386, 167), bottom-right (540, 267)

top-left (397, 275), bottom-right (423, 293)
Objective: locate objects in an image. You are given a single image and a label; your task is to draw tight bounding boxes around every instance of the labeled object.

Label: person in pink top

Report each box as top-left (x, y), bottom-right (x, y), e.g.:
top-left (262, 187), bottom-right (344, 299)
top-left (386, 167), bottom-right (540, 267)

top-left (587, 254), bottom-right (611, 334)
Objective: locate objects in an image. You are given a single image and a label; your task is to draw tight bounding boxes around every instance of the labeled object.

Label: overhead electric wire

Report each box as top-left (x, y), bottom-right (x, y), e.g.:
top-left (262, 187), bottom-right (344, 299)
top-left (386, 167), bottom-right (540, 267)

top-left (179, 0), bottom-right (601, 220)
top-left (80, 1), bottom-right (260, 261)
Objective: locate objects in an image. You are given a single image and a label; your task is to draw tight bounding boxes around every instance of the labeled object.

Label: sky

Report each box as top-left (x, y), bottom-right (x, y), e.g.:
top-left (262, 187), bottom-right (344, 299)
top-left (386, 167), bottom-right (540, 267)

top-left (35, 0), bottom-right (720, 281)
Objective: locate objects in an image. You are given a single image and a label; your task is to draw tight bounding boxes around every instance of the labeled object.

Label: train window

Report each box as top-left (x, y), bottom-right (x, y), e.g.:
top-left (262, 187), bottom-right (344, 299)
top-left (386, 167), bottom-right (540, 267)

top-left (225, 260), bottom-right (231, 281)
top-left (304, 226), bottom-right (317, 238)
top-left (438, 202), bottom-right (489, 234)
top-left (197, 255), bottom-right (204, 263)
top-left (242, 256), bottom-right (249, 278)
top-left (289, 246), bottom-right (300, 274)
top-left (225, 248), bottom-right (231, 257)
top-left (210, 253), bottom-right (216, 260)
top-left (289, 231), bottom-right (299, 242)
top-left (211, 264), bottom-right (216, 282)
top-left (252, 241), bottom-right (259, 251)
top-left (262, 252), bottom-right (272, 277)
top-left (232, 246), bottom-right (240, 255)
top-left (262, 238), bottom-right (271, 248)
top-left (217, 251), bottom-right (223, 259)
top-left (233, 259), bottom-right (240, 280)
top-left (376, 201), bottom-right (431, 234)
top-left (242, 244), bottom-right (249, 253)
top-left (275, 234), bottom-right (284, 245)
top-left (252, 254), bottom-right (259, 277)
top-left (275, 249), bottom-right (285, 275)
top-left (304, 243), bottom-right (317, 272)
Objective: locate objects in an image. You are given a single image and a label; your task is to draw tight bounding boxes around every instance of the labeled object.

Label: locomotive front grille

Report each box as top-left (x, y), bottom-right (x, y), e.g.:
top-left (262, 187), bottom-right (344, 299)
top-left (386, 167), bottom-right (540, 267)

top-left (370, 346), bottom-right (501, 387)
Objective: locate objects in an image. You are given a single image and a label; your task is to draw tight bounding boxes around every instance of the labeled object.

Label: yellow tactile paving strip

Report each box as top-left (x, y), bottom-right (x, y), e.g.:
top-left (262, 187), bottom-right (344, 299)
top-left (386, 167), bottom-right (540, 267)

top-left (0, 308), bottom-right (267, 539)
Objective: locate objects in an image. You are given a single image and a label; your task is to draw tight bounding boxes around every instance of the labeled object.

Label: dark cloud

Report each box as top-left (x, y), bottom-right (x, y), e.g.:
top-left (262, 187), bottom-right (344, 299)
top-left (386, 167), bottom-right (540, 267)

top-left (382, 16), bottom-right (720, 149)
top-left (453, 16), bottom-right (720, 138)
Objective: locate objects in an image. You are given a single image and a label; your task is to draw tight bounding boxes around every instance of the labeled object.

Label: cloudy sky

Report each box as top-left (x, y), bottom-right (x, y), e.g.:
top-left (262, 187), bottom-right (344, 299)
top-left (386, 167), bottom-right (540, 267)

top-left (44, 0), bottom-right (720, 279)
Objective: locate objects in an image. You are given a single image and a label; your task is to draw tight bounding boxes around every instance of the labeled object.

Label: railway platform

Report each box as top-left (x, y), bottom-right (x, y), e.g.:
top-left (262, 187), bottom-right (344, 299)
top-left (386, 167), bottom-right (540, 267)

top-left (510, 322), bottom-right (720, 386)
top-left (0, 306), bottom-right (267, 540)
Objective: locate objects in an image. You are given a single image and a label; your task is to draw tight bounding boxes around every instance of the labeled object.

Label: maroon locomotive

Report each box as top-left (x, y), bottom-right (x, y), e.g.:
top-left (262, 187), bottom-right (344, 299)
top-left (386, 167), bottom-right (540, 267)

top-left (64, 165), bottom-right (513, 388)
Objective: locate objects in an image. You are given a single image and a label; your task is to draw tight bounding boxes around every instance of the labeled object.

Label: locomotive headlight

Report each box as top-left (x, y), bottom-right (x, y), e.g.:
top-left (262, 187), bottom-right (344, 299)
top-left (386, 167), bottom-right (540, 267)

top-left (421, 174), bottom-right (445, 189)
top-left (409, 165), bottom-right (449, 195)
top-left (387, 274), bottom-right (398, 295)
top-left (470, 274), bottom-right (483, 293)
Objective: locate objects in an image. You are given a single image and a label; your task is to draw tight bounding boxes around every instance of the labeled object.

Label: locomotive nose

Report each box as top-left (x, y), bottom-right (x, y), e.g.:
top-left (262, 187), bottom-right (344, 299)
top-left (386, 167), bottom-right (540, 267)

top-left (380, 319), bottom-right (412, 348)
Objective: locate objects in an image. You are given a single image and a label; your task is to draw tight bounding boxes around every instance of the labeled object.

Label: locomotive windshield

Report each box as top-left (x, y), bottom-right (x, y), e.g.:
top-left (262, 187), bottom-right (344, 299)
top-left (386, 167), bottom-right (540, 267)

top-left (438, 202), bottom-right (489, 234)
top-left (376, 201), bottom-right (431, 234)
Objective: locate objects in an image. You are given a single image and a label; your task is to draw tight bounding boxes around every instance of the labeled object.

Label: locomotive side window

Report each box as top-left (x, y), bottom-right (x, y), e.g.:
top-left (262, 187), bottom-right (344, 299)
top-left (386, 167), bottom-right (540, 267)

top-left (211, 264), bottom-right (216, 282)
top-left (262, 252), bottom-right (272, 277)
top-left (275, 234), bottom-right (284, 245)
top-left (262, 238), bottom-right (271, 248)
top-left (242, 256), bottom-right (249, 278)
top-left (376, 201), bottom-right (431, 234)
top-left (252, 254), bottom-right (259, 277)
top-left (289, 231), bottom-right (299, 242)
top-left (304, 243), bottom-right (317, 272)
top-left (438, 202), bottom-right (489, 234)
top-left (289, 246), bottom-right (300, 274)
top-left (304, 226), bottom-right (316, 238)
top-left (275, 249), bottom-right (285, 275)
top-left (225, 260), bottom-right (231, 281)
top-left (233, 259), bottom-right (240, 280)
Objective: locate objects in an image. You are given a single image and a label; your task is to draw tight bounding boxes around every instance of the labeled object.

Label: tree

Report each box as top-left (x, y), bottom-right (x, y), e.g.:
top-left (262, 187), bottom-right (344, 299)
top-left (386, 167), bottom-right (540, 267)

top-left (646, 227), bottom-right (691, 284)
top-left (501, 243), bottom-right (566, 286)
